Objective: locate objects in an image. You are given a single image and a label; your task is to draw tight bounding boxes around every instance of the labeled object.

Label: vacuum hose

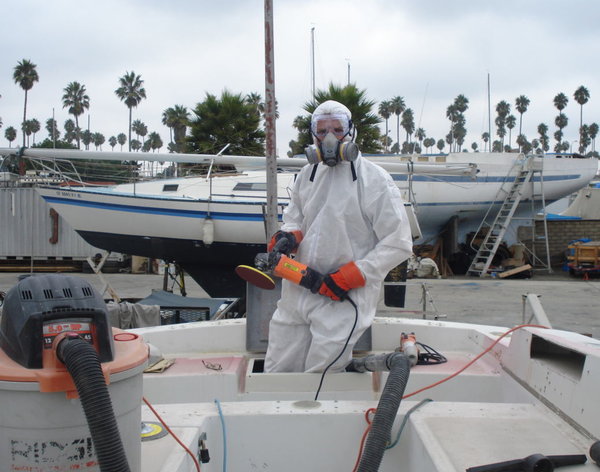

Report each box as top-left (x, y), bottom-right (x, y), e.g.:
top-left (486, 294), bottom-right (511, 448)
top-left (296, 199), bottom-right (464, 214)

top-left (57, 335), bottom-right (131, 472)
top-left (351, 353), bottom-right (411, 472)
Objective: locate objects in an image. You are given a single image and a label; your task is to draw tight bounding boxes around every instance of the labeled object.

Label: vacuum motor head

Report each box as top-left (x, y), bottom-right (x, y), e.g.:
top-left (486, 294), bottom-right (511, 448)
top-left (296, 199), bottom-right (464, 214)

top-left (0, 274), bottom-right (114, 368)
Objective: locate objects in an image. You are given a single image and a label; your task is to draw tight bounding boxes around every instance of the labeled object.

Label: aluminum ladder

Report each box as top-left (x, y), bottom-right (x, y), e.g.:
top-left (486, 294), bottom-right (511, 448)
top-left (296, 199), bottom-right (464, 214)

top-left (467, 158), bottom-right (535, 277)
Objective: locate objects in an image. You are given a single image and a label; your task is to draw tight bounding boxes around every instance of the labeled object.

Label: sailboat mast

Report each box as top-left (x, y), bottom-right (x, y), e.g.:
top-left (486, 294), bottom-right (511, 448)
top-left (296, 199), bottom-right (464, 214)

top-left (264, 0), bottom-right (278, 240)
top-left (311, 27), bottom-right (315, 100)
top-left (487, 73), bottom-right (492, 152)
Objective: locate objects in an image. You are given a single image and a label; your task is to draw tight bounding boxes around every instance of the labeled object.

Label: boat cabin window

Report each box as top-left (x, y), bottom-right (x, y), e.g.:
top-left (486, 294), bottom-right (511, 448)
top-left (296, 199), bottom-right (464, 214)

top-left (233, 182), bottom-right (267, 191)
top-left (162, 184), bottom-right (179, 192)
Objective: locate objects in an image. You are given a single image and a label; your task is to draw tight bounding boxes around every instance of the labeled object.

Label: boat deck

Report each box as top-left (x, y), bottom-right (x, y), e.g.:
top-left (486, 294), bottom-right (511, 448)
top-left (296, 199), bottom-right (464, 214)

top-left (134, 317), bottom-right (600, 471)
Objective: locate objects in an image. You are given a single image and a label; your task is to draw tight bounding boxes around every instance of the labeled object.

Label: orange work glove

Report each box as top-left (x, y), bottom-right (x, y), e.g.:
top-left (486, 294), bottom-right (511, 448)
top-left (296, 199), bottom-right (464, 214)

top-left (318, 261), bottom-right (366, 301)
top-left (267, 230), bottom-right (303, 254)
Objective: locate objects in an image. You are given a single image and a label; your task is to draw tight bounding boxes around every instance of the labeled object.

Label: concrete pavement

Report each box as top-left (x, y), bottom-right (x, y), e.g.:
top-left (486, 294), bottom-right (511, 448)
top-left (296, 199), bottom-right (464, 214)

top-left (1, 270), bottom-right (598, 339)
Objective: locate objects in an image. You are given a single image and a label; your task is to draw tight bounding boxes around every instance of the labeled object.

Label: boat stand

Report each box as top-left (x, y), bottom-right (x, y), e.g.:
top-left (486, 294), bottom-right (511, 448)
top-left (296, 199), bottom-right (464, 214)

top-left (85, 251), bottom-right (121, 302)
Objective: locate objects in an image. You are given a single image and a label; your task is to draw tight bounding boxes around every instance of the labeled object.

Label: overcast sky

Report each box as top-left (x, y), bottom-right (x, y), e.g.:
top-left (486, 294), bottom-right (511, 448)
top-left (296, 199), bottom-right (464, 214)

top-left (1, 0), bottom-right (599, 155)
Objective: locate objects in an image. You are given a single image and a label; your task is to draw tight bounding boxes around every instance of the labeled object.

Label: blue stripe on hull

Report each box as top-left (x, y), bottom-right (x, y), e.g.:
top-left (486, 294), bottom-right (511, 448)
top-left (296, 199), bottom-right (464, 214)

top-left (391, 174), bottom-right (581, 183)
top-left (43, 195), bottom-right (275, 221)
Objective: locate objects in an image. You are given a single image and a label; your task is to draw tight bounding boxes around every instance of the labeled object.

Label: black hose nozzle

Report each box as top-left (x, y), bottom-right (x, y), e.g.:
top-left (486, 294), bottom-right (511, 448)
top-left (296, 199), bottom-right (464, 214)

top-left (466, 453), bottom-right (587, 472)
top-left (590, 441), bottom-right (600, 466)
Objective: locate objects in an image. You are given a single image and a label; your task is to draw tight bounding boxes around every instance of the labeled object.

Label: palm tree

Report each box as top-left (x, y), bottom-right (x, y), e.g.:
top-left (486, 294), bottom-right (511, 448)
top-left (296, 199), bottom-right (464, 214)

top-left (588, 123), bottom-right (599, 154)
top-left (436, 139), bottom-right (445, 154)
top-left (481, 132), bottom-right (490, 152)
top-left (147, 131), bottom-right (163, 152)
top-left (495, 101), bottom-right (510, 150)
top-left (132, 119), bottom-right (142, 141)
top-left (495, 116), bottom-right (507, 149)
top-left (108, 136), bottom-right (117, 151)
top-left (5, 126), bottom-right (17, 147)
top-left (506, 115), bottom-right (516, 150)
top-left (138, 122), bottom-right (148, 147)
top-left (537, 123), bottom-right (549, 153)
top-left (162, 108), bottom-right (176, 144)
top-left (171, 105), bottom-right (190, 153)
top-left (414, 128), bottom-right (426, 153)
top-left (117, 133), bottom-right (127, 151)
top-left (554, 115), bottom-right (569, 151)
top-left (188, 89), bottom-right (265, 156)
top-left (115, 71), bottom-right (146, 151)
top-left (30, 118), bottom-right (40, 145)
top-left (515, 95), bottom-right (530, 145)
top-left (553, 92), bottom-right (569, 113)
top-left (62, 81), bottom-right (90, 149)
top-left (13, 59), bottom-right (39, 147)
top-left (578, 124), bottom-right (590, 154)
top-left (45, 118), bottom-right (60, 141)
top-left (81, 129), bottom-right (93, 150)
top-left (445, 105), bottom-right (459, 151)
top-left (573, 86), bottom-right (590, 145)
top-left (401, 108), bottom-right (415, 146)
top-left (92, 132), bottom-right (105, 150)
top-left (453, 94), bottom-right (469, 114)
top-left (21, 120), bottom-right (32, 146)
top-left (378, 100), bottom-right (392, 153)
top-left (63, 119), bottom-right (77, 145)
top-left (245, 92), bottom-right (264, 118)
top-left (163, 105), bottom-right (189, 153)
top-left (389, 96), bottom-right (406, 153)
top-left (553, 93), bottom-right (569, 151)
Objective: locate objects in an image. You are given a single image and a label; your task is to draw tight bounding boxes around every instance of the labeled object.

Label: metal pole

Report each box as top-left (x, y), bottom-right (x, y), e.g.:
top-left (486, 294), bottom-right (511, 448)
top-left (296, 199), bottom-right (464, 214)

top-left (264, 0), bottom-right (278, 241)
top-left (52, 108), bottom-right (56, 149)
top-left (487, 73), bottom-right (492, 151)
top-left (311, 27), bottom-right (316, 100)
top-left (346, 59), bottom-right (350, 85)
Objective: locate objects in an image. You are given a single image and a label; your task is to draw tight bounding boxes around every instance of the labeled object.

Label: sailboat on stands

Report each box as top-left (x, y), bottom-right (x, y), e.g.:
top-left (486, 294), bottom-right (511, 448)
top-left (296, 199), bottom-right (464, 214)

top-left (0, 147), bottom-right (596, 296)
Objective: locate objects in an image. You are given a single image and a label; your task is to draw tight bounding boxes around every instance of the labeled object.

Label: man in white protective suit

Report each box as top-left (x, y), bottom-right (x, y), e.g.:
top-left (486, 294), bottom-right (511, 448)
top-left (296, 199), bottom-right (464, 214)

top-left (264, 100), bottom-right (413, 373)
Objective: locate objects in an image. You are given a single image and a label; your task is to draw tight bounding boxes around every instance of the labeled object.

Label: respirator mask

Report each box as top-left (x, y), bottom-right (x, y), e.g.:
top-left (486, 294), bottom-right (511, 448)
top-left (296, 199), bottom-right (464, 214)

top-left (305, 114), bottom-right (359, 167)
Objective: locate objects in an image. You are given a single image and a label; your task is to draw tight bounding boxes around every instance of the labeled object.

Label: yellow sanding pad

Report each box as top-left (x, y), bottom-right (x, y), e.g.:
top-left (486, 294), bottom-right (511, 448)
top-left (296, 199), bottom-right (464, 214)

top-left (235, 265), bottom-right (276, 290)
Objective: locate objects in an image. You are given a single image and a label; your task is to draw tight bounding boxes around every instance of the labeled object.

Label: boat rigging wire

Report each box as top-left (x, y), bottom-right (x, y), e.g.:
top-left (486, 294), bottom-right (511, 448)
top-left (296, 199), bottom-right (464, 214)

top-left (143, 396), bottom-right (201, 472)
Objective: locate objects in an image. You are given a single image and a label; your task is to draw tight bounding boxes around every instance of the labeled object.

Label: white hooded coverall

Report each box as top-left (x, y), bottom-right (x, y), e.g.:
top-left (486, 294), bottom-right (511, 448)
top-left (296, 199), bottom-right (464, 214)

top-left (264, 153), bottom-right (413, 373)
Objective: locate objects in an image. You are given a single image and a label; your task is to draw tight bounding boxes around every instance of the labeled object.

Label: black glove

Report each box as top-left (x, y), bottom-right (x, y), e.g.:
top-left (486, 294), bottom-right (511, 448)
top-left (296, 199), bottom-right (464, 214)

top-left (267, 230), bottom-right (303, 254)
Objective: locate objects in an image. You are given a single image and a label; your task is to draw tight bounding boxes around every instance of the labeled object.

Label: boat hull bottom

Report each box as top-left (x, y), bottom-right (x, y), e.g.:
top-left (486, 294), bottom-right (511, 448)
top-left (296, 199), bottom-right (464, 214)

top-left (77, 230), bottom-right (264, 297)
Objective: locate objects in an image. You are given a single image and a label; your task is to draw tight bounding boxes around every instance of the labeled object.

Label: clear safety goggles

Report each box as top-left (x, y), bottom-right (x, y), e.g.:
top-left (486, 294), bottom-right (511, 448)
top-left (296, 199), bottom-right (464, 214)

top-left (311, 114), bottom-right (351, 140)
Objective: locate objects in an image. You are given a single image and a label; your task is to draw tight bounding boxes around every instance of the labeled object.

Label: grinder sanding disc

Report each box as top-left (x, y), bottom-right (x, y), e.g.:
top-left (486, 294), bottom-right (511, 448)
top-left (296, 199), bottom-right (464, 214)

top-left (235, 265), bottom-right (276, 290)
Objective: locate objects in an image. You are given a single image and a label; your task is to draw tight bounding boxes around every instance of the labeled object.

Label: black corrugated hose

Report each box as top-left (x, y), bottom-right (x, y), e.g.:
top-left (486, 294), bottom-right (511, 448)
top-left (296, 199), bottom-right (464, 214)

top-left (352, 352), bottom-right (411, 472)
top-left (58, 335), bottom-right (131, 472)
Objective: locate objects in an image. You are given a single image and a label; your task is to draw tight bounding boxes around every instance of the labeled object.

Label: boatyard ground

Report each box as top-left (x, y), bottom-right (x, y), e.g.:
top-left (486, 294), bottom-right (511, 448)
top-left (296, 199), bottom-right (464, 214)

top-left (1, 271), bottom-right (598, 339)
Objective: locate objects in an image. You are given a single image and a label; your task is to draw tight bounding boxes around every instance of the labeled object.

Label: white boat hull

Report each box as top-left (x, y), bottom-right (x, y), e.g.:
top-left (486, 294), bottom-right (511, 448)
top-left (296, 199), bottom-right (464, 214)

top-left (36, 153), bottom-right (598, 295)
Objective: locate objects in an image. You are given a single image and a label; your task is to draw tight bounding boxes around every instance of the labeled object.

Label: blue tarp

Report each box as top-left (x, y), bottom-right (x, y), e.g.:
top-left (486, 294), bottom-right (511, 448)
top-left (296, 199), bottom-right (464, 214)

top-left (546, 213), bottom-right (582, 220)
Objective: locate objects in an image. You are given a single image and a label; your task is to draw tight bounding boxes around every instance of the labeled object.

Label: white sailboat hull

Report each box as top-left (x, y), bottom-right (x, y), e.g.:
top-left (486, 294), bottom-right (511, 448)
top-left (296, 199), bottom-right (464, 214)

top-left (35, 153), bottom-right (597, 295)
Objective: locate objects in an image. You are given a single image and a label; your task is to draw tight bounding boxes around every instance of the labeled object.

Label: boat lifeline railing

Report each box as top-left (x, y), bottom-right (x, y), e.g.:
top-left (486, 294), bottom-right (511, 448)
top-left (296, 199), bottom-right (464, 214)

top-left (1, 148), bottom-right (479, 177)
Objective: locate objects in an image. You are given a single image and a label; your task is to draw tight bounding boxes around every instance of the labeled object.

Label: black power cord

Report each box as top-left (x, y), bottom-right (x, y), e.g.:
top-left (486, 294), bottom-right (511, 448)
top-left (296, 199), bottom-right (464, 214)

top-left (416, 341), bottom-right (447, 365)
top-left (314, 295), bottom-right (358, 401)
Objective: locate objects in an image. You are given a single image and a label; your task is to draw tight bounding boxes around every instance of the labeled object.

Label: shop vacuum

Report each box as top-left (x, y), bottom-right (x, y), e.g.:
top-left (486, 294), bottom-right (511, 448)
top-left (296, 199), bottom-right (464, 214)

top-left (0, 274), bottom-right (148, 471)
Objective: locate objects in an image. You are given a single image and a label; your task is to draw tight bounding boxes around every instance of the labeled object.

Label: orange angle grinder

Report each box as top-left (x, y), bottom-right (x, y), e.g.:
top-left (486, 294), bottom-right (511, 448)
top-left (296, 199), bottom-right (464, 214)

top-left (235, 237), bottom-right (323, 292)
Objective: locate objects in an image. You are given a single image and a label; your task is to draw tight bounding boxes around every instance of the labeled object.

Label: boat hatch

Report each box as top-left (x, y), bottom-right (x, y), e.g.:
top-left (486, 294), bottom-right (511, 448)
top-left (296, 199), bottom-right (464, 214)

top-left (233, 182), bottom-right (267, 191)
